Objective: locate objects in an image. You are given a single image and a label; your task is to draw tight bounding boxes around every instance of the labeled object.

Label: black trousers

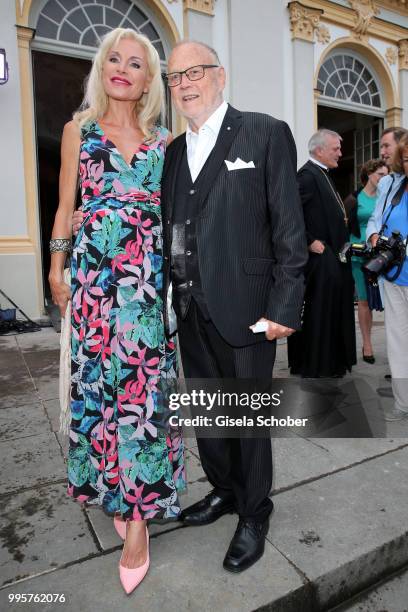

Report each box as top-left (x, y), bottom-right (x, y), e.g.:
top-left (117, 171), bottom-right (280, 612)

top-left (177, 299), bottom-right (275, 522)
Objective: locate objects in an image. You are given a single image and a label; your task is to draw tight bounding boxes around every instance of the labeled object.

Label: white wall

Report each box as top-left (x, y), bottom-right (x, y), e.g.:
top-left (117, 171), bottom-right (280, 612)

top-left (0, 1), bottom-right (43, 319)
top-left (292, 39), bottom-right (316, 166)
top-left (228, 0), bottom-right (288, 120)
top-left (0, 0), bottom-right (28, 237)
top-left (212, 0), bottom-right (231, 102)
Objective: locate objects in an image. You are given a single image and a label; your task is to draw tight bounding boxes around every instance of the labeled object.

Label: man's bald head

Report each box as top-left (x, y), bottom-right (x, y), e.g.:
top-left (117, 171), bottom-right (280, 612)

top-left (169, 40), bottom-right (220, 66)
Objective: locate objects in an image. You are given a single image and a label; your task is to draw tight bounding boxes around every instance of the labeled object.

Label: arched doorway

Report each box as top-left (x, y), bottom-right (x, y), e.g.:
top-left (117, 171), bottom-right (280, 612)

top-left (316, 48), bottom-right (386, 198)
top-left (27, 0), bottom-right (175, 305)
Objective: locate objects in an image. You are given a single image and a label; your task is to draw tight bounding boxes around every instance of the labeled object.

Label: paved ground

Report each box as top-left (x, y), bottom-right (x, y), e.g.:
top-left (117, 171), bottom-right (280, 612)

top-left (1, 312), bottom-right (408, 612)
top-left (335, 566), bottom-right (408, 612)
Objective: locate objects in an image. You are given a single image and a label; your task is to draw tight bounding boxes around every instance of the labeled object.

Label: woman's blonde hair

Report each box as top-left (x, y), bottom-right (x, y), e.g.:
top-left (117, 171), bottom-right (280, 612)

top-left (73, 28), bottom-right (165, 140)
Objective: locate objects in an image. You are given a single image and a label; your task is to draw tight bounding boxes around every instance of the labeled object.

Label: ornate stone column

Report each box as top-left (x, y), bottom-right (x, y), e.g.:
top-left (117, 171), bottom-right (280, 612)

top-left (288, 2), bottom-right (323, 164)
top-left (289, 1), bottom-right (322, 42)
top-left (16, 24), bottom-right (44, 314)
top-left (399, 40), bottom-right (408, 127)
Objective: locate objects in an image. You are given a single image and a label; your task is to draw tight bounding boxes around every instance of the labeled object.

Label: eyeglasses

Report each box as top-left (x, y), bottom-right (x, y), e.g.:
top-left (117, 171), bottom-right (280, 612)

top-left (165, 64), bottom-right (219, 87)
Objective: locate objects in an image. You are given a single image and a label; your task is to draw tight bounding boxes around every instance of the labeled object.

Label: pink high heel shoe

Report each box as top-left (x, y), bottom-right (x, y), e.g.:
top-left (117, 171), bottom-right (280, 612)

top-left (119, 525), bottom-right (150, 594)
top-left (113, 515), bottom-right (126, 540)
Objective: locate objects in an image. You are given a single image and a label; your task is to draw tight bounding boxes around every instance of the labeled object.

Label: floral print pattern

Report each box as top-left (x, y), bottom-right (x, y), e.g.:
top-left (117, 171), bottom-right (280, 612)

top-left (68, 121), bottom-right (185, 519)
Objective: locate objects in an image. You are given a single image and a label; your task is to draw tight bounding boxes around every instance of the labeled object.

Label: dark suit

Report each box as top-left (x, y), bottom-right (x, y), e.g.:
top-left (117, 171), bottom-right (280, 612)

top-left (288, 160), bottom-right (356, 377)
top-left (162, 104), bottom-right (308, 521)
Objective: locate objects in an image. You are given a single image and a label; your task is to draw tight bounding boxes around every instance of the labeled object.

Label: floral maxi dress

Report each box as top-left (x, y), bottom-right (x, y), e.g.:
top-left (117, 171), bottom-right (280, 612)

top-left (68, 121), bottom-right (185, 520)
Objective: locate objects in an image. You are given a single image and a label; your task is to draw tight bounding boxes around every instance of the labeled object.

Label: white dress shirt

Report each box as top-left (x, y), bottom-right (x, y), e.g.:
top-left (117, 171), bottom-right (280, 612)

top-left (309, 156), bottom-right (328, 170)
top-left (186, 100), bottom-right (229, 182)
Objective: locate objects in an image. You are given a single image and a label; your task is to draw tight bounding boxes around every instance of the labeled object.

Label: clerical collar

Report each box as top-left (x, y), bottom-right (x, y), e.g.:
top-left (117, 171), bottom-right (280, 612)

top-left (309, 156), bottom-right (329, 171)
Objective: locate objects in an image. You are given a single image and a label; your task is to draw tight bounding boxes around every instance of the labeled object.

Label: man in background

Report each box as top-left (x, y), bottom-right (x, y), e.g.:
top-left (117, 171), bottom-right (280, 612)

top-left (288, 129), bottom-right (356, 378)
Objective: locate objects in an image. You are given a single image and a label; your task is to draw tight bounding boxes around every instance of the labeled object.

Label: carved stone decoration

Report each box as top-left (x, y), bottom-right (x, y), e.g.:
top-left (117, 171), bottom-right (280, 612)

top-left (288, 1), bottom-right (323, 42)
top-left (316, 24), bottom-right (331, 44)
top-left (348, 1), bottom-right (380, 38)
top-left (377, 1), bottom-right (408, 14)
top-left (385, 46), bottom-right (398, 65)
top-left (398, 40), bottom-right (408, 70)
top-left (183, 0), bottom-right (214, 15)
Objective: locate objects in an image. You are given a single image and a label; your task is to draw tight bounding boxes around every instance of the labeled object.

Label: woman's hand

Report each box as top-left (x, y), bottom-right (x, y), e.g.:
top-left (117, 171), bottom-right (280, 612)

top-left (49, 120), bottom-right (80, 316)
top-left (49, 275), bottom-right (71, 317)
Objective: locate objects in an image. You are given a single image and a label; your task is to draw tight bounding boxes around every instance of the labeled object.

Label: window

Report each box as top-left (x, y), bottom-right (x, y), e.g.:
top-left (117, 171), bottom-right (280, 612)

top-left (317, 53), bottom-right (382, 110)
top-left (36, 0), bottom-right (165, 60)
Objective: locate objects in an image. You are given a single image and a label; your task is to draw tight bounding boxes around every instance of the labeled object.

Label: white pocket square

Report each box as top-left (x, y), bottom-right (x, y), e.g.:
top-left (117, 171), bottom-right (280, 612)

top-left (225, 157), bottom-right (255, 171)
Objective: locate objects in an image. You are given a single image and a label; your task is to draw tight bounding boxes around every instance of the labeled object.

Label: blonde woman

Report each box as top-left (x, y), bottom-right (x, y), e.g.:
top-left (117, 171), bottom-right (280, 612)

top-left (48, 28), bottom-right (185, 594)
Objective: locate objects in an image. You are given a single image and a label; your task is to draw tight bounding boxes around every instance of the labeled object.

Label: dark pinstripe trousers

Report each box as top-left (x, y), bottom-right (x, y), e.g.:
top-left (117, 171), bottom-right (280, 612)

top-left (177, 300), bottom-right (275, 522)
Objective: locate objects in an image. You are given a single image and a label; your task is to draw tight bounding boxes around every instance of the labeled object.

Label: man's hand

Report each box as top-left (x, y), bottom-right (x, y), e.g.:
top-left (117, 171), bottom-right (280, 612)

top-left (370, 233), bottom-right (379, 248)
top-left (251, 317), bottom-right (295, 341)
top-left (72, 208), bottom-right (85, 235)
top-left (308, 239), bottom-right (325, 254)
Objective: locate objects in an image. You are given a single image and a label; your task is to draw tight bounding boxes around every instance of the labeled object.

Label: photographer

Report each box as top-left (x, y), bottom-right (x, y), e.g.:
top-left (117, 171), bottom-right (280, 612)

top-left (374, 133), bottom-right (408, 421)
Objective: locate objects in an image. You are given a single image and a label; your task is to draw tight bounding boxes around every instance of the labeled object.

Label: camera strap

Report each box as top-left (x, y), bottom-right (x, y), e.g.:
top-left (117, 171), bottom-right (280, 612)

top-left (381, 177), bottom-right (408, 230)
top-left (381, 174), bottom-right (395, 214)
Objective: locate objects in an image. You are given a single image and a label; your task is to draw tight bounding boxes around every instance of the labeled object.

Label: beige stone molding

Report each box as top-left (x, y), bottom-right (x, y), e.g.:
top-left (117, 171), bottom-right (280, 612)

top-left (183, 0), bottom-right (214, 15)
top-left (316, 23), bottom-right (331, 44)
top-left (385, 105), bottom-right (403, 127)
top-left (16, 25), bottom-right (38, 255)
top-left (315, 36), bottom-right (400, 109)
top-left (15, 24), bottom-right (44, 311)
top-left (376, 0), bottom-right (408, 14)
top-left (305, 0), bottom-right (408, 43)
top-left (348, 1), bottom-right (380, 39)
top-left (0, 236), bottom-right (36, 255)
top-left (385, 46), bottom-right (398, 64)
top-left (399, 39), bottom-right (408, 70)
top-left (288, 1), bottom-right (323, 42)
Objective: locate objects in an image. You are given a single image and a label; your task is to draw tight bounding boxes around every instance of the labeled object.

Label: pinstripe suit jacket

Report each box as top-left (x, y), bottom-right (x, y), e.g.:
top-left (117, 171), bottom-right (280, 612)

top-left (162, 104), bottom-right (308, 347)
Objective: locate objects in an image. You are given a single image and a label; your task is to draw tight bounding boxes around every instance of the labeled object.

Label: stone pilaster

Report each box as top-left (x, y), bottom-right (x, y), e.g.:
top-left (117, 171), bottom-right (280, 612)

top-left (288, 1), bottom-right (323, 42)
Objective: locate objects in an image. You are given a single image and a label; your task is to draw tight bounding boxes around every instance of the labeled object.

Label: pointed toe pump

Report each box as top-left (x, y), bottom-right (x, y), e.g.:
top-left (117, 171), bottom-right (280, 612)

top-left (119, 527), bottom-right (150, 595)
top-left (114, 515), bottom-right (126, 540)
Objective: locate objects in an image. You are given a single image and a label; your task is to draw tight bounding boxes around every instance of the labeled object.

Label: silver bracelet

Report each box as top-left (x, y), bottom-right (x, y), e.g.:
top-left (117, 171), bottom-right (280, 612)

top-left (49, 238), bottom-right (72, 254)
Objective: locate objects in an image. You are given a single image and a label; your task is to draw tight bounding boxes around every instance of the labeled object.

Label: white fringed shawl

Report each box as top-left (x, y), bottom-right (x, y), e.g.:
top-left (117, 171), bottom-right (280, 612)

top-left (59, 268), bottom-right (71, 435)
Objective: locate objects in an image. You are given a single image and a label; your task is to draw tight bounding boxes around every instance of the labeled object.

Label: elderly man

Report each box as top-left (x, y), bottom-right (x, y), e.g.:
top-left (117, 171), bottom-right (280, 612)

top-left (162, 41), bottom-right (307, 572)
top-left (288, 129), bottom-right (356, 378)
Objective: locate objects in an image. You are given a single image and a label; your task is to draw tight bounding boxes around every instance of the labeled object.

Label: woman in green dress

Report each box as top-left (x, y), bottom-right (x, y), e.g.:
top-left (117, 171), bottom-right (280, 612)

top-left (344, 159), bottom-right (388, 363)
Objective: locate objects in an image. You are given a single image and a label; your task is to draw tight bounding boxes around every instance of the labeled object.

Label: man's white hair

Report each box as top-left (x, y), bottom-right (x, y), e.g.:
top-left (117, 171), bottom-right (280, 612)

top-left (308, 129), bottom-right (342, 154)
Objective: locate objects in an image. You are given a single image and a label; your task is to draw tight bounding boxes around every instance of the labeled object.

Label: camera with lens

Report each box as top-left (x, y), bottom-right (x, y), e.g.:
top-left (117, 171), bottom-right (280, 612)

top-left (339, 230), bottom-right (406, 283)
top-left (339, 241), bottom-right (369, 263)
top-left (364, 231), bottom-right (406, 282)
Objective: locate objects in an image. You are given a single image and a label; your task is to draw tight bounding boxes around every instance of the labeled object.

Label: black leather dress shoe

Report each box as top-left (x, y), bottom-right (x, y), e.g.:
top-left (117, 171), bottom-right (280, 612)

top-left (223, 516), bottom-right (270, 573)
top-left (180, 490), bottom-right (235, 526)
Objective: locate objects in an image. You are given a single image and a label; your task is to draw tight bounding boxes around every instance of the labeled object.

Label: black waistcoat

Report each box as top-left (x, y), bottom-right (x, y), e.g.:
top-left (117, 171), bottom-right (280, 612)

top-left (171, 147), bottom-right (213, 319)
